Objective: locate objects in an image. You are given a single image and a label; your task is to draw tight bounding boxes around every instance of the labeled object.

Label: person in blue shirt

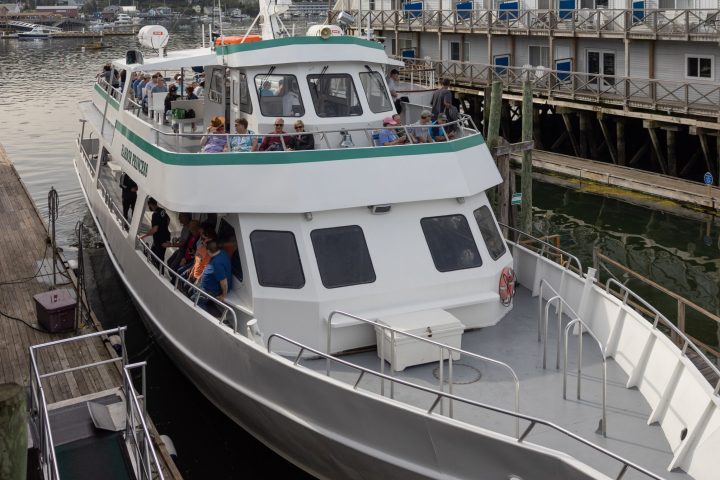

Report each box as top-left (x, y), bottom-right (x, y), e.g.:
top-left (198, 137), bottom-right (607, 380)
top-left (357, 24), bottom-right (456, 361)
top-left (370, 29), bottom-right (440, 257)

top-left (198, 240), bottom-right (232, 310)
top-left (377, 116), bottom-right (408, 146)
top-left (259, 81), bottom-right (274, 97)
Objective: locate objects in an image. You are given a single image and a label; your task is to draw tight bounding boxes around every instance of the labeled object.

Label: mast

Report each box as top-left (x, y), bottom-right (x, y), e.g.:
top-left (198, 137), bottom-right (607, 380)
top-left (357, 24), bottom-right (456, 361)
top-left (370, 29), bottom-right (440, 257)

top-left (258, 0), bottom-right (291, 40)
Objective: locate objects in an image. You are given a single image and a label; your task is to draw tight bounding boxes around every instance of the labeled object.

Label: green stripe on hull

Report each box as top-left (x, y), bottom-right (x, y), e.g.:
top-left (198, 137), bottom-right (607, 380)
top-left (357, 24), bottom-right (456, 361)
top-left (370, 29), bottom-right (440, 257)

top-left (94, 83), bottom-right (120, 110)
top-left (115, 121), bottom-right (486, 166)
top-left (215, 35), bottom-right (385, 56)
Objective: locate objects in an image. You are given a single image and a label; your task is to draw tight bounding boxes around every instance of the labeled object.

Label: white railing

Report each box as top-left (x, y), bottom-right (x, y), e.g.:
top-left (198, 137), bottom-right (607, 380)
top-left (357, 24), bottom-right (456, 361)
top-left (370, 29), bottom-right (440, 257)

top-left (135, 236), bottom-right (239, 333)
top-left (123, 362), bottom-right (165, 480)
top-left (326, 310), bottom-right (520, 434)
top-left (267, 333), bottom-right (663, 480)
top-left (98, 177), bottom-right (130, 231)
top-left (333, 8), bottom-right (720, 38)
top-left (28, 327), bottom-right (129, 480)
top-left (606, 278), bottom-right (720, 395)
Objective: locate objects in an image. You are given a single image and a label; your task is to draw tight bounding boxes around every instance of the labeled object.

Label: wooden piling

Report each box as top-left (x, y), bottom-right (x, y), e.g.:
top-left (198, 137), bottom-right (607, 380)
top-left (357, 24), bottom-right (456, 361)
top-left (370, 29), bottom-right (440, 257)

top-left (0, 384), bottom-right (26, 480)
top-left (483, 86), bottom-right (492, 137)
top-left (486, 81), bottom-right (503, 208)
top-left (578, 112), bottom-right (589, 158)
top-left (666, 128), bottom-right (677, 177)
top-left (520, 81), bottom-right (533, 234)
top-left (616, 118), bottom-right (626, 166)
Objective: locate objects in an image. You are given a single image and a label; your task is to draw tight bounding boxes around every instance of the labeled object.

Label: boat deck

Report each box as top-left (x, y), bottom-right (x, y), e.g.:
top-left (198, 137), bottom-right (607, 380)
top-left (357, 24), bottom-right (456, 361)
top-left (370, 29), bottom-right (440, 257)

top-left (303, 287), bottom-right (691, 480)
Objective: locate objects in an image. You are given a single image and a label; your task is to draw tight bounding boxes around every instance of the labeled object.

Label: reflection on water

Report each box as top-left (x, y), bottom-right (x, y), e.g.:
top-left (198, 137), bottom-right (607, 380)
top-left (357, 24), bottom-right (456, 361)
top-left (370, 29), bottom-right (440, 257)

top-left (1, 28), bottom-right (718, 477)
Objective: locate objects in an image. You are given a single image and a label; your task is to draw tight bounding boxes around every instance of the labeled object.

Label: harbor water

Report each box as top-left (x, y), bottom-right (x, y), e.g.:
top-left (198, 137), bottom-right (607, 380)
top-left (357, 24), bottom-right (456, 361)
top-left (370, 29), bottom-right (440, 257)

top-left (0, 27), bottom-right (718, 478)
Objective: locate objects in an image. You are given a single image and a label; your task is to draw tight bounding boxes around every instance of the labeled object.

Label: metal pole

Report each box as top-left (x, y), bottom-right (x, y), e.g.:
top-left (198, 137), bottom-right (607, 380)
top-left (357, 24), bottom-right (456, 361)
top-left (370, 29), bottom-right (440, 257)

top-left (577, 322), bottom-right (582, 400)
top-left (47, 188), bottom-right (59, 290)
top-left (520, 80), bottom-right (533, 233)
top-left (486, 81), bottom-right (503, 209)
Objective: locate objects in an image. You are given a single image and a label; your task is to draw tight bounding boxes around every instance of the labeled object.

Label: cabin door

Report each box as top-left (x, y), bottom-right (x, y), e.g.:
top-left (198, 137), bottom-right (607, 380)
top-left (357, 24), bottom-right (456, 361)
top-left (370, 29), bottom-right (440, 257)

top-left (204, 66), bottom-right (228, 126)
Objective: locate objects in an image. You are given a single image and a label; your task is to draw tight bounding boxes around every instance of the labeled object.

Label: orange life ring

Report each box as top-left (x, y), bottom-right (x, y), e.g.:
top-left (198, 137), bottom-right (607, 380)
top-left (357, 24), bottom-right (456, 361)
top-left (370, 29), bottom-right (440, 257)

top-left (214, 35), bottom-right (262, 46)
top-left (499, 267), bottom-right (516, 307)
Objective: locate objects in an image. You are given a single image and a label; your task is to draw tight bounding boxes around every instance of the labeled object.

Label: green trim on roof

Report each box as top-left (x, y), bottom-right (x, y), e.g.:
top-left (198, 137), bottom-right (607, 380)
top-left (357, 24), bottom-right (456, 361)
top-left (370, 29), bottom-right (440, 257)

top-left (215, 35), bottom-right (385, 56)
top-left (115, 121), bottom-right (485, 166)
top-left (94, 83), bottom-right (120, 110)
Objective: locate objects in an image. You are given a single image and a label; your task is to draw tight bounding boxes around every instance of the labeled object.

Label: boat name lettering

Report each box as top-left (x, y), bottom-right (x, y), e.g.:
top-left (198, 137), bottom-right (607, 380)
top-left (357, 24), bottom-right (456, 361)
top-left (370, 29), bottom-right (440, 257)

top-left (120, 145), bottom-right (148, 177)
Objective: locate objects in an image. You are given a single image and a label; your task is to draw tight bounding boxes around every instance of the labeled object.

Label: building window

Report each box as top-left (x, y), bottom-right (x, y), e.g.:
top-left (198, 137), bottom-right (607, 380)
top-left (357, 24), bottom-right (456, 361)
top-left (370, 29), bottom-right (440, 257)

top-left (449, 40), bottom-right (469, 61)
top-left (359, 71), bottom-right (393, 113)
top-left (587, 50), bottom-right (616, 85)
top-left (307, 74), bottom-right (363, 117)
top-left (659, 0), bottom-right (691, 8)
top-left (529, 45), bottom-right (550, 67)
top-left (311, 225), bottom-right (376, 288)
top-left (250, 230), bottom-right (305, 289)
top-left (254, 74), bottom-right (305, 117)
top-left (473, 206), bottom-right (507, 261)
top-left (686, 55), bottom-right (713, 80)
top-left (421, 215), bottom-right (482, 272)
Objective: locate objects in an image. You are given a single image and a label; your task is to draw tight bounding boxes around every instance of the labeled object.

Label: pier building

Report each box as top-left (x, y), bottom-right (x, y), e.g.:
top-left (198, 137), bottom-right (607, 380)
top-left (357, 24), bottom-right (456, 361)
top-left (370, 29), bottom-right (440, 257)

top-left (332, 1), bottom-right (720, 184)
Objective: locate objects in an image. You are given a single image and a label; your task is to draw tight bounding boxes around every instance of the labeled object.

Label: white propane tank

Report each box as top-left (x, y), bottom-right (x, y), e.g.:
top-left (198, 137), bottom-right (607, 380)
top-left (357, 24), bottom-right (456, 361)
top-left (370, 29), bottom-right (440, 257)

top-left (137, 25), bottom-right (170, 50)
top-left (306, 24), bottom-right (343, 38)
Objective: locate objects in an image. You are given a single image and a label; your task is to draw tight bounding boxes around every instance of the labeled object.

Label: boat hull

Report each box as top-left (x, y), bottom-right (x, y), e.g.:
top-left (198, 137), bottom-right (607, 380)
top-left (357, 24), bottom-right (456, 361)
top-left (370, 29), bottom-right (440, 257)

top-left (74, 155), bottom-right (605, 480)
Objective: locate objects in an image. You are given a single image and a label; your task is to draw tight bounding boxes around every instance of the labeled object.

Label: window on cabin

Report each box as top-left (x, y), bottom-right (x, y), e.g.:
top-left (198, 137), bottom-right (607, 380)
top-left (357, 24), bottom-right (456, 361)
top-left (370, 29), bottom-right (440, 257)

top-left (686, 55), bottom-right (713, 80)
top-left (250, 230), bottom-right (305, 288)
top-left (208, 69), bottom-right (224, 104)
top-left (218, 219), bottom-right (243, 282)
top-left (254, 74), bottom-right (305, 117)
top-left (359, 71), bottom-right (393, 113)
top-left (473, 206), bottom-right (507, 261)
top-left (307, 74), bottom-right (363, 117)
top-left (234, 73), bottom-right (252, 114)
top-left (311, 225), bottom-right (376, 288)
top-left (421, 215), bottom-right (482, 272)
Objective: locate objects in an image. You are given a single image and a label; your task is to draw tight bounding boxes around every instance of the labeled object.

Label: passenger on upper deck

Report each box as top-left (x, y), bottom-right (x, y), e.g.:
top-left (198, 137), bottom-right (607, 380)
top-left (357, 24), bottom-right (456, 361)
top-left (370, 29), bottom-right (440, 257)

top-left (377, 116), bottom-right (409, 146)
top-left (226, 118), bottom-right (258, 152)
top-left (287, 120), bottom-right (314, 151)
top-left (259, 118), bottom-right (286, 151)
top-left (164, 85), bottom-right (179, 117)
top-left (201, 117), bottom-right (227, 153)
top-left (151, 76), bottom-right (168, 95)
top-left (411, 110), bottom-right (433, 143)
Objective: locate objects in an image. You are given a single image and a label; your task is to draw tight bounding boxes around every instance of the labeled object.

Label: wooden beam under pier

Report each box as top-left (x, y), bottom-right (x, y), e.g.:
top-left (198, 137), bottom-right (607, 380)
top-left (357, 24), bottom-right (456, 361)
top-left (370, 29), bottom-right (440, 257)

top-left (597, 114), bottom-right (617, 164)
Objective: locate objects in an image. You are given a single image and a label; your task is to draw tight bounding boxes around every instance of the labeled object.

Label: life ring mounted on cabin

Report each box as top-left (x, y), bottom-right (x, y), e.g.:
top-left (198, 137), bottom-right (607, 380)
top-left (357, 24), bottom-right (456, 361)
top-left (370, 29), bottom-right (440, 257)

top-left (499, 267), bottom-right (516, 307)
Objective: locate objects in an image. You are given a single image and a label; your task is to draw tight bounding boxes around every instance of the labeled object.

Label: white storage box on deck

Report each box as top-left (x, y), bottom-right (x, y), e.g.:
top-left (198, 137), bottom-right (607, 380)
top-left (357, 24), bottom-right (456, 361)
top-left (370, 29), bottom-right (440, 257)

top-left (375, 309), bottom-right (465, 372)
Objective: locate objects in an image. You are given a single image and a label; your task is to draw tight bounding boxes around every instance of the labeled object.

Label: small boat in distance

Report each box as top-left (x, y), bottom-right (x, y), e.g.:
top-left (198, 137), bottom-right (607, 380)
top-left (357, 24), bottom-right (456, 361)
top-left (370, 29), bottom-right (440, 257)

top-left (17, 26), bottom-right (57, 39)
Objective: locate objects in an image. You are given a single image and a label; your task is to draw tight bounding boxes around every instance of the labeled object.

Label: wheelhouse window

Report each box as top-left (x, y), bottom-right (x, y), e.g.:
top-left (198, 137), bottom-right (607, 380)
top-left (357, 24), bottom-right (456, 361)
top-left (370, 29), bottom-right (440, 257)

top-left (233, 73), bottom-right (252, 114)
top-left (686, 55), bottom-right (713, 80)
top-left (250, 230), bottom-right (305, 289)
top-left (359, 71), bottom-right (393, 113)
top-left (208, 69), bottom-right (224, 104)
top-left (311, 225), bottom-right (375, 288)
top-left (473, 206), bottom-right (507, 261)
top-left (307, 74), bottom-right (362, 117)
top-left (254, 74), bottom-right (305, 117)
top-left (421, 215), bottom-right (482, 272)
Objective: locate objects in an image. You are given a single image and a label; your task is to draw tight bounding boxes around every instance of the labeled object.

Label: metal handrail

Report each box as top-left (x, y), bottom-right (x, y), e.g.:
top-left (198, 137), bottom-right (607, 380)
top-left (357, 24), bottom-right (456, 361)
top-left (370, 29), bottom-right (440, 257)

top-left (98, 178), bottom-right (130, 231)
top-left (29, 326), bottom-right (129, 480)
top-left (538, 279), bottom-right (582, 370)
top-left (606, 278), bottom-right (720, 395)
top-left (77, 135), bottom-right (97, 175)
top-left (123, 362), bottom-right (165, 480)
top-left (97, 77), bottom-right (122, 102)
top-left (563, 319), bottom-right (608, 437)
top-left (135, 236), bottom-right (238, 333)
top-left (267, 333), bottom-right (662, 480)
top-left (500, 222), bottom-right (584, 275)
top-left (326, 310), bottom-right (520, 433)
top-left (147, 115), bottom-right (478, 152)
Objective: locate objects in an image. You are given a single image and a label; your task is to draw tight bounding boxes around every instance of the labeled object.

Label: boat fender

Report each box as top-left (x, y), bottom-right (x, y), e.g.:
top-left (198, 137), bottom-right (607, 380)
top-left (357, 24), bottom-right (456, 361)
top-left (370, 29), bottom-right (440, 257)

top-left (159, 434), bottom-right (178, 459)
top-left (246, 319), bottom-right (265, 347)
top-left (499, 267), bottom-right (516, 307)
top-left (108, 334), bottom-right (122, 356)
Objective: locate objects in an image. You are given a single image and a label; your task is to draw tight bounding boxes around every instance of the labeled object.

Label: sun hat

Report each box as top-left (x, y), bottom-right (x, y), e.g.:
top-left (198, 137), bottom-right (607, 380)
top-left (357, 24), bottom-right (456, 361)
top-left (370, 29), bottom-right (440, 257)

top-left (210, 116), bottom-right (225, 128)
top-left (383, 116), bottom-right (398, 125)
top-left (420, 110), bottom-right (431, 118)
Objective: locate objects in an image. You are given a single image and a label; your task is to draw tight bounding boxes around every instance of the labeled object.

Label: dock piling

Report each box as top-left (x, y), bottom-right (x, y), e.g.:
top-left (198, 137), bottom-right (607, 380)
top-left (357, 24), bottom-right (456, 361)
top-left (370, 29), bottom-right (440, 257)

top-left (616, 118), bottom-right (626, 166)
top-left (520, 81), bottom-right (533, 234)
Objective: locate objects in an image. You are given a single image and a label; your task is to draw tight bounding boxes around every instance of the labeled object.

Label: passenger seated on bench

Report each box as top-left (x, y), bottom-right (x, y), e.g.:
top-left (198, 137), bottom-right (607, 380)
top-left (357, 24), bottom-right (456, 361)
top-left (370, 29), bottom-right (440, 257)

top-left (431, 113), bottom-right (456, 142)
top-left (411, 110), bottom-right (433, 143)
top-left (201, 116), bottom-right (227, 153)
top-left (192, 239), bottom-right (232, 311)
top-left (226, 118), bottom-right (258, 152)
top-left (259, 118), bottom-right (286, 151)
top-left (287, 120), bottom-right (314, 151)
top-left (377, 116), bottom-right (408, 146)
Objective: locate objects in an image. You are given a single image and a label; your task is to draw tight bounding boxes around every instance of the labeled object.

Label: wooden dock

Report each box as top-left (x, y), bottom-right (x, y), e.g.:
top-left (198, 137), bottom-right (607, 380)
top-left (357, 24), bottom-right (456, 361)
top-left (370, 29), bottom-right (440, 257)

top-left (0, 144), bottom-right (181, 479)
top-left (512, 149), bottom-right (720, 216)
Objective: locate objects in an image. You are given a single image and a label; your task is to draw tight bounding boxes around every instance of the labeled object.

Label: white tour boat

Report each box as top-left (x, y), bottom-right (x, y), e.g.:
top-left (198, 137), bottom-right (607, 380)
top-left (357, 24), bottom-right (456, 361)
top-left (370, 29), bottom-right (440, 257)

top-left (73, 3), bottom-right (720, 479)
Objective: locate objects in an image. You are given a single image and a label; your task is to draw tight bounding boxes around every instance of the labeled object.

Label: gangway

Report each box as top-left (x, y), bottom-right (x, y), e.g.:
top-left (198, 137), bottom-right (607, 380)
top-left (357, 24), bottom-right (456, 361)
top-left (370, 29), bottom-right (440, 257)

top-left (3, 20), bottom-right (62, 31)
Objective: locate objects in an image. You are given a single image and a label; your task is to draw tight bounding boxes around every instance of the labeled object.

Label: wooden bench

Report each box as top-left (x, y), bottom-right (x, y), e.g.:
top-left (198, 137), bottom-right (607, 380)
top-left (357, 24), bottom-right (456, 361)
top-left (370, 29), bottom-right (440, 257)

top-left (170, 99), bottom-right (205, 133)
